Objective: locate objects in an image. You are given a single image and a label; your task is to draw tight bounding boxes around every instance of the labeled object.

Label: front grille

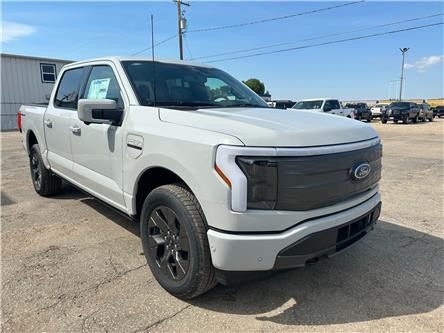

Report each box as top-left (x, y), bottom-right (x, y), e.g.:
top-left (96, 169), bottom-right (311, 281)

top-left (275, 144), bottom-right (381, 211)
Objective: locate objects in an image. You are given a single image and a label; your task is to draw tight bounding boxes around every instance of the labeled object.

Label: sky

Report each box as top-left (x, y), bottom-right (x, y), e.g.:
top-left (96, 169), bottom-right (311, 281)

top-left (1, 1), bottom-right (443, 100)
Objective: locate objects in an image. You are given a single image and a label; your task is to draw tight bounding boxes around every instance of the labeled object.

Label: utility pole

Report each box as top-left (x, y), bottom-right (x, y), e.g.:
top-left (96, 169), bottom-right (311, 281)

top-left (173, 0), bottom-right (190, 60)
top-left (399, 47), bottom-right (409, 101)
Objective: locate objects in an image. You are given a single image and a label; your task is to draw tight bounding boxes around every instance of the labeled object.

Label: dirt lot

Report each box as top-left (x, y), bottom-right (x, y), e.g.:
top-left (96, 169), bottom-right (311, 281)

top-left (1, 120), bottom-right (443, 332)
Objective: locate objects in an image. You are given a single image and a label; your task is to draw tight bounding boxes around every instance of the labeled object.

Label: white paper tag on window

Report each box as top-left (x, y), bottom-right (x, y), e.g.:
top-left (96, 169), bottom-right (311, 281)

top-left (87, 78), bottom-right (110, 99)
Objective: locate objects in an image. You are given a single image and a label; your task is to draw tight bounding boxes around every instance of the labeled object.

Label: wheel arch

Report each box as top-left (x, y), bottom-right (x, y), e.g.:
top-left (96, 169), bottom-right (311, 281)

top-left (26, 129), bottom-right (39, 154)
top-left (133, 166), bottom-right (199, 218)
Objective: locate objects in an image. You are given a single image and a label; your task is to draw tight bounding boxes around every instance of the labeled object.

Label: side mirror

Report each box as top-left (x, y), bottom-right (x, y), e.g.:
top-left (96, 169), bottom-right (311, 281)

top-left (77, 99), bottom-right (122, 125)
top-left (323, 107), bottom-right (332, 112)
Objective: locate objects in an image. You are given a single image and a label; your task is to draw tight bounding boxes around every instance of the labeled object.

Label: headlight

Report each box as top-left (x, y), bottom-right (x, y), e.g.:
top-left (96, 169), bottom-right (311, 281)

top-left (236, 157), bottom-right (277, 209)
top-left (215, 145), bottom-right (276, 212)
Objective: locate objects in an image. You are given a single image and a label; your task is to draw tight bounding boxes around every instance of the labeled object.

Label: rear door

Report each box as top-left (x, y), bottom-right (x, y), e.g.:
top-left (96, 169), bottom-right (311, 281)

top-left (44, 66), bottom-right (86, 178)
top-left (69, 63), bottom-right (127, 210)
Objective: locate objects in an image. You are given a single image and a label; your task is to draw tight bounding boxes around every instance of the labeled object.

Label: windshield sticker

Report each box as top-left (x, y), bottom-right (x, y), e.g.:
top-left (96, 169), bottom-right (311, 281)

top-left (87, 78), bottom-right (110, 99)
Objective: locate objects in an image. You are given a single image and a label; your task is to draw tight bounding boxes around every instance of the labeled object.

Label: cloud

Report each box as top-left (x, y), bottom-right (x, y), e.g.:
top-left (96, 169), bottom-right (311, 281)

top-left (404, 55), bottom-right (444, 73)
top-left (1, 21), bottom-right (36, 43)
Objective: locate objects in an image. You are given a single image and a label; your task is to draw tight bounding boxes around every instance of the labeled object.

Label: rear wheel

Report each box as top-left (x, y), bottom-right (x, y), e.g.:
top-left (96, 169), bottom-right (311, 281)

top-left (429, 116), bottom-right (433, 122)
top-left (29, 144), bottom-right (62, 196)
top-left (367, 115), bottom-right (372, 122)
top-left (140, 184), bottom-right (216, 299)
top-left (394, 119), bottom-right (398, 123)
top-left (381, 118), bottom-right (387, 124)
top-left (413, 115), bottom-right (419, 123)
top-left (403, 117), bottom-right (408, 124)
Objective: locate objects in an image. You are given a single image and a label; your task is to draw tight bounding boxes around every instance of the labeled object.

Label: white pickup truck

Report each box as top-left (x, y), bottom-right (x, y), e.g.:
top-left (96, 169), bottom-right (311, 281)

top-left (19, 57), bottom-right (382, 299)
top-left (291, 98), bottom-right (356, 118)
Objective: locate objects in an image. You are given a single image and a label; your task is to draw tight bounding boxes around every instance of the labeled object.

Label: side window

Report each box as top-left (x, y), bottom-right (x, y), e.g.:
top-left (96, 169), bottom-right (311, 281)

top-left (330, 100), bottom-right (341, 109)
top-left (323, 100), bottom-right (332, 110)
top-left (83, 66), bottom-right (124, 109)
top-left (54, 67), bottom-right (85, 109)
top-left (325, 100), bottom-right (340, 110)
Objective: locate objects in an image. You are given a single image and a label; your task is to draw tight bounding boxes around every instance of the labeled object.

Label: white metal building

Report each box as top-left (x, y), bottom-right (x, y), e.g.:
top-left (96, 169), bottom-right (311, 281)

top-left (1, 53), bottom-right (72, 130)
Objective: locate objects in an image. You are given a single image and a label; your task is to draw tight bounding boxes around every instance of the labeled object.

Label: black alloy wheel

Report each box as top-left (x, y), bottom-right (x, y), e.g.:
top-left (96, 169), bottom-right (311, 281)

top-left (140, 184), bottom-right (216, 299)
top-left (30, 152), bottom-right (42, 191)
top-left (147, 205), bottom-right (190, 281)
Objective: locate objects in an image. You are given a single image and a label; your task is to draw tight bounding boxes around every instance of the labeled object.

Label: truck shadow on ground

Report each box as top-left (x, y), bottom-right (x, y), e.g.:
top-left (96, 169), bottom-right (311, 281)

top-left (191, 220), bottom-right (444, 326)
top-left (76, 193), bottom-right (443, 326)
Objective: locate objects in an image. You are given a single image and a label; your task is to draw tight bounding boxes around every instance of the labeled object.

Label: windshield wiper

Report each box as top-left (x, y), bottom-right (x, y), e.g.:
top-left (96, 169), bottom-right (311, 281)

top-left (158, 102), bottom-right (219, 108)
top-left (228, 103), bottom-right (269, 108)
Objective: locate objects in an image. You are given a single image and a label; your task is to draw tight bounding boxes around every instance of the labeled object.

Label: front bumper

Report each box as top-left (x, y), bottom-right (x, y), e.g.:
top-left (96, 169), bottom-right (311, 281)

top-left (207, 193), bottom-right (381, 273)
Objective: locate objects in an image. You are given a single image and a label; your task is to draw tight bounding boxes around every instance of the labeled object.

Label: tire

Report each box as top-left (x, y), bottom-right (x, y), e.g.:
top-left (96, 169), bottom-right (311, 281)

top-left (394, 119), bottom-right (398, 123)
top-left (29, 144), bottom-right (62, 196)
top-left (367, 115), bottom-right (372, 122)
top-left (403, 117), bottom-right (408, 124)
top-left (140, 184), bottom-right (216, 299)
top-left (413, 115), bottom-right (418, 123)
top-left (429, 116), bottom-right (433, 122)
top-left (381, 118), bottom-right (387, 124)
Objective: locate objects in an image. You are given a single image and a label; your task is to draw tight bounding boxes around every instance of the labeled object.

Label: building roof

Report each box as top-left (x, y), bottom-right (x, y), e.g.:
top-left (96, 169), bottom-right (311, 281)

top-left (0, 52), bottom-right (73, 63)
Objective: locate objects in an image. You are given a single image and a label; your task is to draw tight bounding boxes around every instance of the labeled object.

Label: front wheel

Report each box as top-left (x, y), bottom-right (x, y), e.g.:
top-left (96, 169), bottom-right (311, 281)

top-left (381, 118), bottom-right (388, 124)
top-left (140, 184), bottom-right (216, 299)
top-left (29, 144), bottom-right (62, 196)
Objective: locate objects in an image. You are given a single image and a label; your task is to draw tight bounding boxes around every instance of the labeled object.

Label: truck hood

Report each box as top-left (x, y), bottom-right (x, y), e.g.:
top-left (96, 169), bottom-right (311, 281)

top-left (159, 107), bottom-right (378, 147)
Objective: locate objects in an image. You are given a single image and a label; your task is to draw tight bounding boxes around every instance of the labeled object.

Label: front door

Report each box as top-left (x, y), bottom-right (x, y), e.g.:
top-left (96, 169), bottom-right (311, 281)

top-left (44, 67), bottom-right (85, 178)
top-left (70, 64), bottom-right (126, 211)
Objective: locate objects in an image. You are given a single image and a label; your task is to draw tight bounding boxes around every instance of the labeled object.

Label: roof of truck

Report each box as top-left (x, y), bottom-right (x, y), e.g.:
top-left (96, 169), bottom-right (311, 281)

top-left (298, 98), bottom-right (337, 101)
top-left (66, 56), bottom-right (213, 68)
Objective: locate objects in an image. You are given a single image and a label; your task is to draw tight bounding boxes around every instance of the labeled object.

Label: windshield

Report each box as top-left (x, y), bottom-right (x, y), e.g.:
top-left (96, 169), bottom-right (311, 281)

top-left (374, 104), bottom-right (386, 108)
top-left (292, 100), bottom-right (323, 110)
top-left (390, 102), bottom-right (410, 109)
top-left (122, 61), bottom-right (268, 109)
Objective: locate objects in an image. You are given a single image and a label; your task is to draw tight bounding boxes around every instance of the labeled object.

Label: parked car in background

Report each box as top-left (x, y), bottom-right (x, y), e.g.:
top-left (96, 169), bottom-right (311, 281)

top-left (345, 103), bottom-right (372, 122)
top-left (270, 100), bottom-right (295, 109)
top-left (370, 103), bottom-right (389, 118)
top-left (418, 103), bottom-right (434, 122)
top-left (431, 105), bottom-right (444, 118)
top-left (382, 102), bottom-right (420, 124)
top-left (292, 98), bottom-right (355, 118)
top-left (18, 56), bottom-right (382, 299)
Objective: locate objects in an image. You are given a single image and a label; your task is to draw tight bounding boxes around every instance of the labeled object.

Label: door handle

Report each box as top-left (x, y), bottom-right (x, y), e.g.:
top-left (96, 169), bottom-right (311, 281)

top-left (69, 125), bottom-right (81, 135)
top-left (44, 119), bottom-right (53, 128)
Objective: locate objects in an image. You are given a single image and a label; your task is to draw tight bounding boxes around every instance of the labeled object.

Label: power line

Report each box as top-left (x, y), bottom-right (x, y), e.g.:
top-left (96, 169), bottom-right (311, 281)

top-left (183, 34), bottom-right (193, 60)
top-left (192, 13), bottom-right (443, 60)
top-left (206, 22), bottom-right (443, 63)
top-left (130, 33), bottom-right (177, 56)
top-left (187, 0), bottom-right (364, 33)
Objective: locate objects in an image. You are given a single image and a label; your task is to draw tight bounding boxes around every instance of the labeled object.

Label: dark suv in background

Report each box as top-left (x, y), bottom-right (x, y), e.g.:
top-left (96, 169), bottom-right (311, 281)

top-left (431, 105), bottom-right (444, 118)
top-left (418, 103), bottom-right (434, 122)
top-left (382, 102), bottom-right (420, 124)
top-left (345, 103), bottom-right (372, 122)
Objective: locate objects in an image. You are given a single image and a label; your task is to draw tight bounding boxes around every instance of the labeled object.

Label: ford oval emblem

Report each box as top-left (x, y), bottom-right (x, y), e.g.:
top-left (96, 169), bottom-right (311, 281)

top-left (352, 162), bottom-right (371, 180)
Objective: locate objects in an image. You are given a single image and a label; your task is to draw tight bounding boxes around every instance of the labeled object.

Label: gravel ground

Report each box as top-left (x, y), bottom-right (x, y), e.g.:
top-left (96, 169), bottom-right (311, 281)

top-left (1, 119), bottom-right (443, 332)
